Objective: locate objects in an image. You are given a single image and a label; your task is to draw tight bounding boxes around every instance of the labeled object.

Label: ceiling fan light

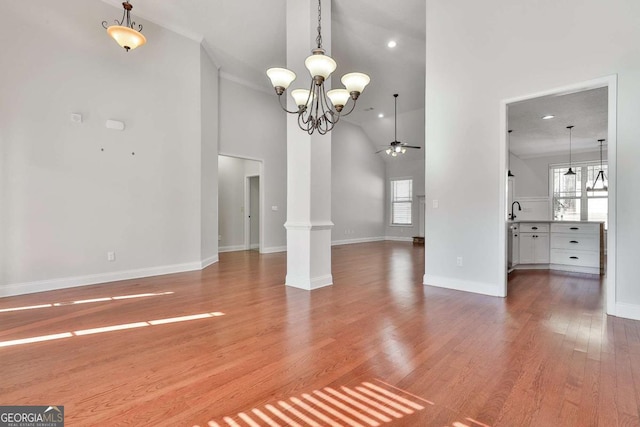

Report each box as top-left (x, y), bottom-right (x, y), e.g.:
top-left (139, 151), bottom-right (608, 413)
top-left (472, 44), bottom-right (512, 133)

top-left (341, 72), bottom-right (370, 96)
top-left (386, 148), bottom-right (392, 155)
top-left (291, 89), bottom-right (314, 107)
top-left (401, 147), bottom-right (407, 154)
top-left (304, 52), bottom-right (337, 80)
top-left (395, 145), bottom-right (402, 153)
top-left (391, 151), bottom-right (397, 157)
top-left (266, 68), bottom-right (296, 91)
top-left (107, 25), bottom-right (146, 51)
top-left (326, 89), bottom-right (350, 109)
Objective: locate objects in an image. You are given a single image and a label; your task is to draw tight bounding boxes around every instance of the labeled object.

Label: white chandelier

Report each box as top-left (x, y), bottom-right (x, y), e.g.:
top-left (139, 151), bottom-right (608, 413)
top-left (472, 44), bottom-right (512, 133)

top-left (102, 1), bottom-right (146, 52)
top-left (266, 0), bottom-right (370, 135)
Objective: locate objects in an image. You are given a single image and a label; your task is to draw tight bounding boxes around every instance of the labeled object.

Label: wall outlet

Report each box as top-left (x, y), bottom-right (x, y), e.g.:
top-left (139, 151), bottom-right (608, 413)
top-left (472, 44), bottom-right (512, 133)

top-left (456, 256), bottom-right (463, 267)
top-left (107, 251), bottom-right (115, 262)
top-left (433, 199), bottom-right (439, 208)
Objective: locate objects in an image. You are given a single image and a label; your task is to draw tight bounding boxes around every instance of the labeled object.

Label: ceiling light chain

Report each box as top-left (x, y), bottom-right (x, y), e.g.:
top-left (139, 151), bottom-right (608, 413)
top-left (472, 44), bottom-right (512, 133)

top-left (266, 0), bottom-right (370, 135)
top-left (102, 1), bottom-right (147, 52)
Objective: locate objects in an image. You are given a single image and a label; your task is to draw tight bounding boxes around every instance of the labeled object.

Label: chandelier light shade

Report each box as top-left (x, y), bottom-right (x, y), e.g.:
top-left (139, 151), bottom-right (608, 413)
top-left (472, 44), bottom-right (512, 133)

top-left (102, 1), bottom-right (146, 52)
top-left (266, 0), bottom-right (370, 135)
top-left (565, 125), bottom-right (576, 176)
top-left (587, 139), bottom-right (608, 191)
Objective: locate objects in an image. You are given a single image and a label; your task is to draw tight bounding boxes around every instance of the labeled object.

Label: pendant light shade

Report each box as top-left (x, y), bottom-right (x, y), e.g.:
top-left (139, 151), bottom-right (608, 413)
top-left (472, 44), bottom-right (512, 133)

top-left (102, 1), bottom-right (146, 52)
top-left (587, 139), bottom-right (608, 191)
top-left (564, 125), bottom-right (576, 176)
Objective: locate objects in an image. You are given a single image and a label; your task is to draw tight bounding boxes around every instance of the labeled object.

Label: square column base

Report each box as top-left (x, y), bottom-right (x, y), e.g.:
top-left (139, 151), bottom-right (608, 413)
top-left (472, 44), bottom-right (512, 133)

top-left (285, 222), bottom-right (333, 290)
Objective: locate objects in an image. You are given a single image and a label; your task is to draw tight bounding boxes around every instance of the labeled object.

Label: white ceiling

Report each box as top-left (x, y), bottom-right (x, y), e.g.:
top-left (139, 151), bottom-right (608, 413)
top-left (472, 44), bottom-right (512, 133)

top-left (101, 0), bottom-right (426, 161)
top-left (508, 87), bottom-right (608, 159)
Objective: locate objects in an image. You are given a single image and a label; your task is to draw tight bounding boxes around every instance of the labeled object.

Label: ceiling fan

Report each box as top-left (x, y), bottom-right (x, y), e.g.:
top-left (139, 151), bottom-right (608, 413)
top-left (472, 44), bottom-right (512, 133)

top-left (376, 93), bottom-right (421, 156)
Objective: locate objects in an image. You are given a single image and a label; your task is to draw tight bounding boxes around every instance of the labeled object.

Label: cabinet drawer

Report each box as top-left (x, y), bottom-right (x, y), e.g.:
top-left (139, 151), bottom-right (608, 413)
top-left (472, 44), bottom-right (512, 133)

top-left (550, 233), bottom-right (599, 251)
top-left (519, 223), bottom-right (549, 233)
top-left (550, 223), bottom-right (599, 234)
top-left (550, 249), bottom-right (599, 268)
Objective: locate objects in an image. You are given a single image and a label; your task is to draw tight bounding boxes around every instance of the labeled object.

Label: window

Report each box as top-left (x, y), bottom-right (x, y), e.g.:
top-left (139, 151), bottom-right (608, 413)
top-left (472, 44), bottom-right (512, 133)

top-left (391, 179), bottom-right (412, 225)
top-left (551, 162), bottom-right (608, 228)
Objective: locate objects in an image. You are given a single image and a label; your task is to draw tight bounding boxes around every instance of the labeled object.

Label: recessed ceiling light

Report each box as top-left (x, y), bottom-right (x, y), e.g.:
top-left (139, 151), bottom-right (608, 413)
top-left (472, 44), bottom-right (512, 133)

top-left (542, 115), bottom-right (555, 120)
top-left (387, 41), bottom-right (397, 48)
top-left (378, 113), bottom-right (384, 118)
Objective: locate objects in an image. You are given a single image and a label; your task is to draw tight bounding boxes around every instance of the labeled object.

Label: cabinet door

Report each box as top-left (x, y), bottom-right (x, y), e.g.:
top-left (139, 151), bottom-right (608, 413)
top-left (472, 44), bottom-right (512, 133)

top-left (534, 233), bottom-right (550, 264)
top-left (512, 233), bottom-right (520, 266)
top-left (519, 233), bottom-right (535, 264)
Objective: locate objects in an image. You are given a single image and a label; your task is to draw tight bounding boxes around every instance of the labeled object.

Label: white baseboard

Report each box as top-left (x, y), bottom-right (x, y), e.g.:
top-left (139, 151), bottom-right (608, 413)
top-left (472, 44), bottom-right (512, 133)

top-left (615, 302), bottom-right (640, 321)
top-left (285, 274), bottom-right (333, 290)
top-left (1, 261), bottom-right (204, 298)
top-left (384, 236), bottom-right (414, 242)
top-left (200, 255), bottom-right (219, 269)
top-left (261, 246), bottom-right (287, 254)
top-left (332, 236), bottom-right (385, 246)
top-left (423, 274), bottom-right (505, 297)
top-left (218, 245), bottom-right (246, 253)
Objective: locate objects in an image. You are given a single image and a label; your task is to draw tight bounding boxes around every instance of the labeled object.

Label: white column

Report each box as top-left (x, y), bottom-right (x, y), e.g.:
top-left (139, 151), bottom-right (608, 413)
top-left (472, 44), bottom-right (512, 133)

top-left (284, 0), bottom-right (333, 290)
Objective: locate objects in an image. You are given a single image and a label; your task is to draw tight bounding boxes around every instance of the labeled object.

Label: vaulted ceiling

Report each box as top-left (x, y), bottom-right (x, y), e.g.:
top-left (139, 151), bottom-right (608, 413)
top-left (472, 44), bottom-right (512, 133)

top-left (101, 0), bottom-right (427, 161)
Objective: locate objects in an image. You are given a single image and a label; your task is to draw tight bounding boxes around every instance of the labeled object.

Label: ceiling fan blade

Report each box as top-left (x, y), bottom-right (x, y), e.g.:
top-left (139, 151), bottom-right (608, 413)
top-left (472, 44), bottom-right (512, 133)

top-left (403, 145), bottom-right (422, 149)
top-left (375, 148), bottom-right (387, 153)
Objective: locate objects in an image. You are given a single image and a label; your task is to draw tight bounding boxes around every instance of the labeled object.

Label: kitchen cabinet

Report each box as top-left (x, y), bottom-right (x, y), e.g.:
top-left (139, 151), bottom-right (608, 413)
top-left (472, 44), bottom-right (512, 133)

top-left (519, 223), bottom-right (549, 264)
top-left (550, 222), bottom-right (603, 274)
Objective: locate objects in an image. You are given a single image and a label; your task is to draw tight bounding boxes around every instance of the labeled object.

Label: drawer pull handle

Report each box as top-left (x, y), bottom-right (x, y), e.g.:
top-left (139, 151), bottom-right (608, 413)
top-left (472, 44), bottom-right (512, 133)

top-left (532, 226), bottom-right (538, 230)
top-left (570, 240), bottom-right (579, 244)
top-left (570, 227), bottom-right (579, 230)
top-left (570, 256), bottom-right (579, 259)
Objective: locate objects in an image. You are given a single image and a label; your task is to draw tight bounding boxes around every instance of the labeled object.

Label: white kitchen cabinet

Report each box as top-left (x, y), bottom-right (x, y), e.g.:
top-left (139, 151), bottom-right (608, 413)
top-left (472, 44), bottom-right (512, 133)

top-left (520, 232), bottom-right (549, 264)
top-left (550, 222), bottom-right (603, 274)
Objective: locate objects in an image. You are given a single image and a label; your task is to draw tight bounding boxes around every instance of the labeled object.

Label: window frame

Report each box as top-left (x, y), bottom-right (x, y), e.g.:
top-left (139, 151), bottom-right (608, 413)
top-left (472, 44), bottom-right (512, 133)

top-left (549, 160), bottom-right (608, 226)
top-left (389, 178), bottom-right (413, 226)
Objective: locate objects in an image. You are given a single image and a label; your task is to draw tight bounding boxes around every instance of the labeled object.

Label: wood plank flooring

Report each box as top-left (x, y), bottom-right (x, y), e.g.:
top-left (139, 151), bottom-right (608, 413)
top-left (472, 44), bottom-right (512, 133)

top-left (1, 241), bottom-right (639, 426)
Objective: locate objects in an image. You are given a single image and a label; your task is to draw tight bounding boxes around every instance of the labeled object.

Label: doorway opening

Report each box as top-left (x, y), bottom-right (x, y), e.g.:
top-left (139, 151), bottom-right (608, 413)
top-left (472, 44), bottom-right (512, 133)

top-left (499, 76), bottom-right (617, 316)
top-left (218, 155), bottom-right (263, 253)
top-left (245, 175), bottom-right (260, 251)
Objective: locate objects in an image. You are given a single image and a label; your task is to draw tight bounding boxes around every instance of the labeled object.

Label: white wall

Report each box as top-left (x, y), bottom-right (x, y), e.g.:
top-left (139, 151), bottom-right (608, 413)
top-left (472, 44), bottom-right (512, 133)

top-left (200, 46), bottom-right (220, 267)
top-left (219, 78), bottom-right (287, 253)
top-left (0, 1), bottom-right (215, 296)
top-left (331, 121), bottom-right (386, 245)
top-left (425, 0), bottom-right (640, 317)
top-left (385, 157), bottom-right (426, 240)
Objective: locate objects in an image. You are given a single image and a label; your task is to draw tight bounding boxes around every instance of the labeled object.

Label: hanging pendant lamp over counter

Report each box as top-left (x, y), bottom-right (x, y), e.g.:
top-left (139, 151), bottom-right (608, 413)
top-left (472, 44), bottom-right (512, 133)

top-left (587, 139), bottom-right (608, 191)
top-left (507, 130), bottom-right (515, 177)
top-left (564, 125), bottom-right (576, 176)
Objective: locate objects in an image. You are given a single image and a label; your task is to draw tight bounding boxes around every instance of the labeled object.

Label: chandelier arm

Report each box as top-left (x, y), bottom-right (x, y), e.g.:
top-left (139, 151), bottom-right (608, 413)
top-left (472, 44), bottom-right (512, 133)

top-left (277, 94), bottom-right (302, 114)
top-left (119, 8), bottom-right (127, 26)
top-left (339, 99), bottom-right (358, 116)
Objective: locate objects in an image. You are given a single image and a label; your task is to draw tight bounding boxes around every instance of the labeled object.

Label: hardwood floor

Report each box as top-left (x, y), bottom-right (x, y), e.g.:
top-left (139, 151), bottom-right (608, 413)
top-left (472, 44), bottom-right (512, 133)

top-left (1, 241), bottom-right (638, 426)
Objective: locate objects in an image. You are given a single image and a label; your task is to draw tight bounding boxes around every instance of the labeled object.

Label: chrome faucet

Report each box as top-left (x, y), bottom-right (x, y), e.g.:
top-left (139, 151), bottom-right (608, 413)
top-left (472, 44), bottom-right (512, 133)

top-left (510, 201), bottom-right (521, 220)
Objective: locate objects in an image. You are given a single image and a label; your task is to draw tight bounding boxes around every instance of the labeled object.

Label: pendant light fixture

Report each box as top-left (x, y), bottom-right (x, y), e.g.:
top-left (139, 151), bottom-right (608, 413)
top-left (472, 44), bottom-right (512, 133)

top-left (587, 139), bottom-right (608, 191)
top-left (564, 125), bottom-right (576, 176)
top-left (102, 1), bottom-right (146, 52)
top-left (266, 0), bottom-right (370, 135)
top-left (507, 130), bottom-right (515, 177)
